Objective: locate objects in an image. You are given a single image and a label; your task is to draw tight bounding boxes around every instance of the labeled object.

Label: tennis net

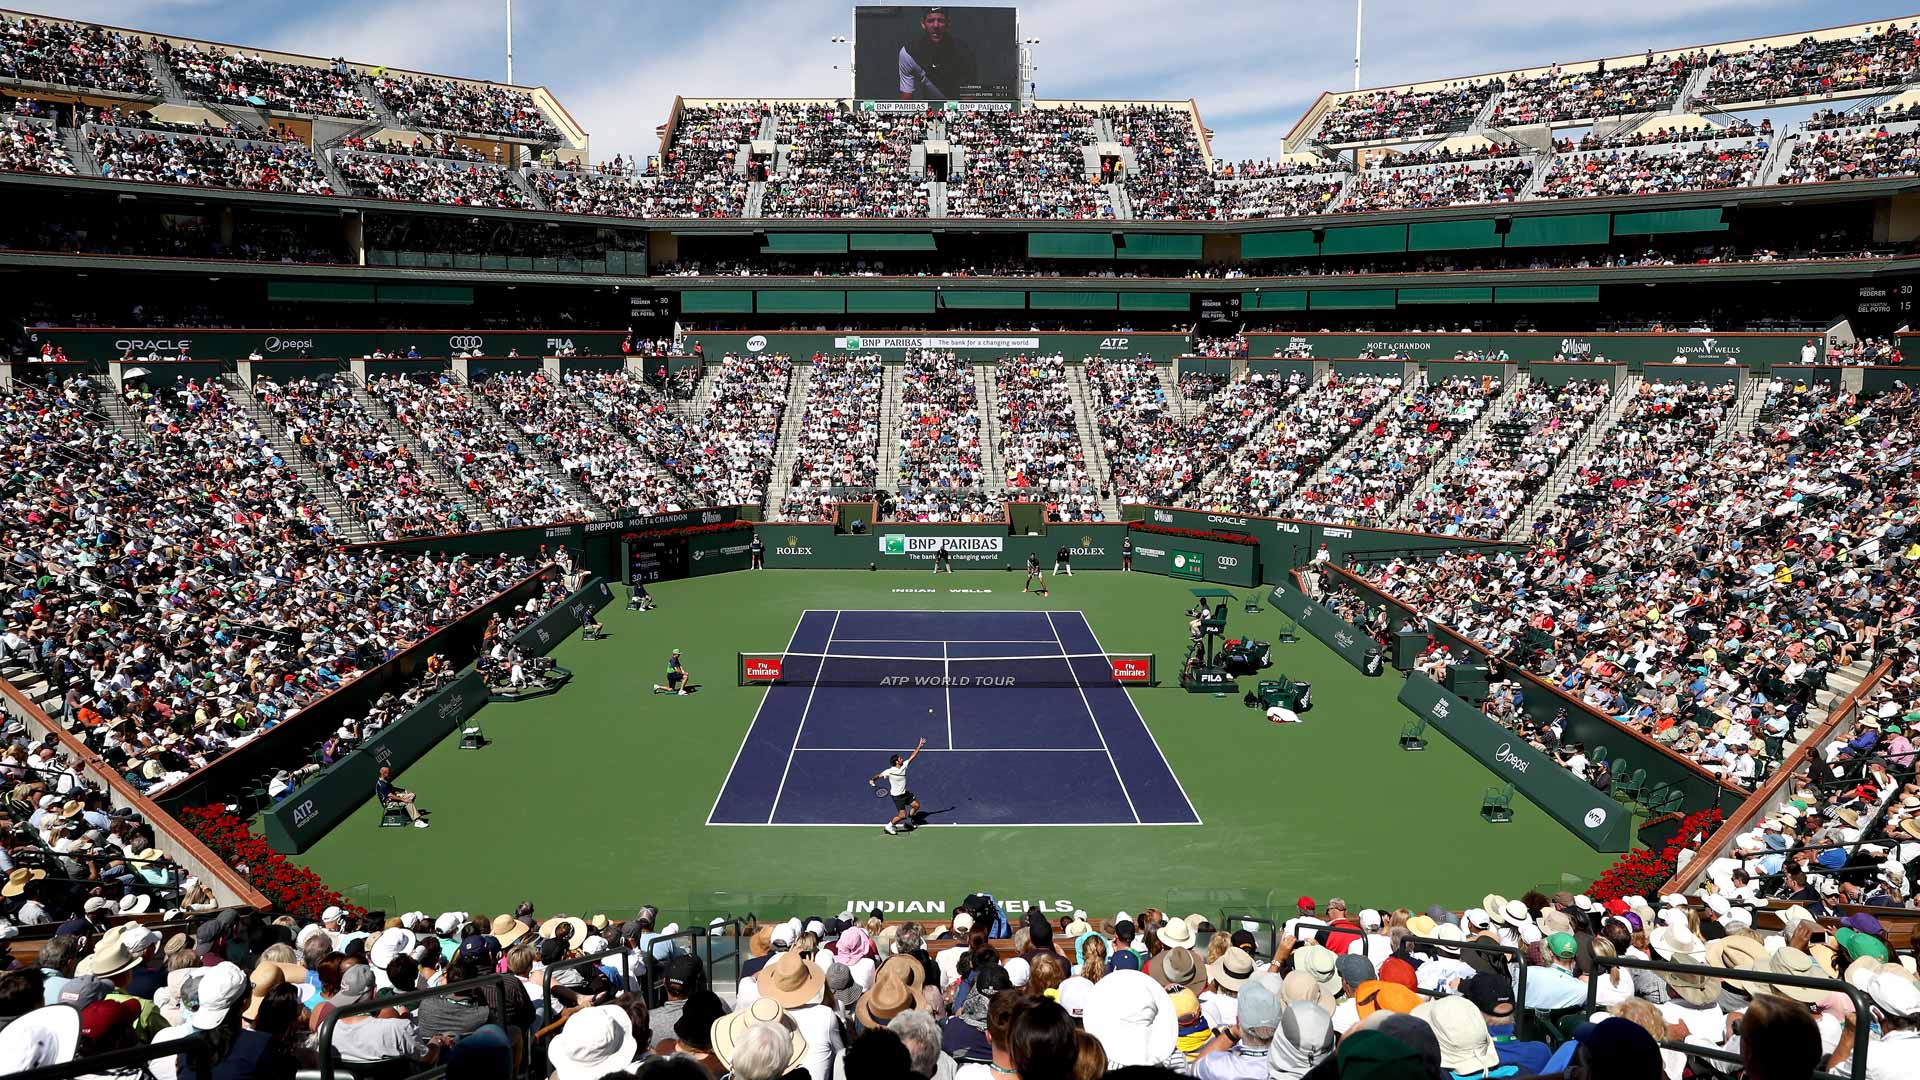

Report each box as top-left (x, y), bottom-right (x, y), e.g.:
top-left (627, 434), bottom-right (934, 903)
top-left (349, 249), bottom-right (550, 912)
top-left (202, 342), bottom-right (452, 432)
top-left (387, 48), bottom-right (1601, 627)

top-left (736, 651), bottom-right (1155, 688)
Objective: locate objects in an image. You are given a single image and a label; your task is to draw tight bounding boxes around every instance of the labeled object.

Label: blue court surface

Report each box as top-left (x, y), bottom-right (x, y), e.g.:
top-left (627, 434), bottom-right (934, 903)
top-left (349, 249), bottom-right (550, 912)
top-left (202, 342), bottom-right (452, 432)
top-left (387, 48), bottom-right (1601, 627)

top-left (708, 610), bottom-right (1200, 827)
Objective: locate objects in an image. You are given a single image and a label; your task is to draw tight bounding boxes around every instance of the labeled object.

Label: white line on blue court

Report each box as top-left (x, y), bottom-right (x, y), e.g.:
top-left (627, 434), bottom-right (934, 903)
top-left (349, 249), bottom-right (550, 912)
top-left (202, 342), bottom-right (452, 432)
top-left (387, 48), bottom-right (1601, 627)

top-left (705, 608), bottom-right (811, 826)
top-left (765, 610), bottom-right (841, 824)
top-left (1045, 610), bottom-right (1140, 824)
top-left (1076, 611), bottom-right (1204, 825)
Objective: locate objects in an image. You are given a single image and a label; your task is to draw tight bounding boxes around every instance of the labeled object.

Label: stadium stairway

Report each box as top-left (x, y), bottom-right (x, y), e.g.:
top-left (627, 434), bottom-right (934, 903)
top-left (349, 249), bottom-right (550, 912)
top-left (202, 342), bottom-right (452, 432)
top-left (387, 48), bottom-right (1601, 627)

top-left (98, 392), bottom-right (152, 442)
top-left (1718, 375), bottom-right (1772, 444)
top-left (359, 74), bottom-right (405, 132)
top-left (344, 375), bottom-right (504, 531)
top-left (876, 361), bottom-right (905, 492)
top-left (143, 53), bottom-right (191, 106)
top-left (669, 363), bottom-right (720, 418)
top-left (1157, 363), bottom-right (1188, 420)
top-left (1064, 361), bottom-right (1120, 521)
top-left (1384, 373), bottom-right (1527, 525)
top-left (1501, 373), bottom-right (1642, 541)
top-left (460, 374), bottom-right (611, 518)
top-left (763, 362), bottom-right (815, 516)
top-left (223, 375), bottom-right (371, 543)
top-left (1757, 133), bottom-right (1801, 187)
top-left (928, 181), bottom-right (949, 217)
top-left (62, 125), bottom-right (96, 177)
top-left (973, 362), bottom-right (1007, 509)
top-left (1107, 183), bottom-right (1134, 219)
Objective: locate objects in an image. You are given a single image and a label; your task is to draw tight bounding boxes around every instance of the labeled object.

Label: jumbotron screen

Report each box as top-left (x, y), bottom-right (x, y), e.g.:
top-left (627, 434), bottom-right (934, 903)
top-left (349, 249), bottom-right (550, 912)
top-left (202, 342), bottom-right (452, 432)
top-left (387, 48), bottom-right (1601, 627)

top-left (854, 5), bottom-right (1019, 101)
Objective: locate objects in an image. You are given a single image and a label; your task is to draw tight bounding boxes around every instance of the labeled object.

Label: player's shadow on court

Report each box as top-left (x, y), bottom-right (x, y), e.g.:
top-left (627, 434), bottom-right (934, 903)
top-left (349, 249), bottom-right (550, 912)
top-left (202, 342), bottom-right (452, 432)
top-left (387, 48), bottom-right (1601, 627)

top-left (912, 807), bottom-right (955, 827)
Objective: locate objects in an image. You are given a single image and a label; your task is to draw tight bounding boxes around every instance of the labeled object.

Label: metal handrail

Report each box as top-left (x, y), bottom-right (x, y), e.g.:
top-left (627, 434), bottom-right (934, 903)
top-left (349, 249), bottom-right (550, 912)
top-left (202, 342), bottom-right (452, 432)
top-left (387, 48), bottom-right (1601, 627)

top-left (1221, 912), bottom-right (1279, 961)
top-left (315, 973), bottom-right (509, 1080)
top-left (14, 1033), bottom-right (211, 1080)
top-left (540, 945), bottom-right (631, 1027)
top-left (1585, 953), bottom-right (1871, 1080)
top-left (1399, 932), bottom-right (1534, 1038)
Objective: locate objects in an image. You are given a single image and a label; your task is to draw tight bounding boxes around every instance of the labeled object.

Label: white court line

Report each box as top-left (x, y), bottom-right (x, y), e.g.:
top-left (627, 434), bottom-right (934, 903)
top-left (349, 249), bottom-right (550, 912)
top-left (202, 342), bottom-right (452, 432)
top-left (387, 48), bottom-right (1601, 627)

top-left (705, 609), bottom-right (811, 826)
top-left (765, 610), bottom-right (842, 825)
top-left (830, 638), bottom-right (1058, 644)
top-left (1046, 610), bottom-right (1140, 825)
top-left (1072, 611), bottom-right (1204, 825)
top-left (708, 820), bottom-right (1198, 829)
top-left (792, 747), bottom-right (1108, 753)
top-left (943, 640), bottom-right (953, 749)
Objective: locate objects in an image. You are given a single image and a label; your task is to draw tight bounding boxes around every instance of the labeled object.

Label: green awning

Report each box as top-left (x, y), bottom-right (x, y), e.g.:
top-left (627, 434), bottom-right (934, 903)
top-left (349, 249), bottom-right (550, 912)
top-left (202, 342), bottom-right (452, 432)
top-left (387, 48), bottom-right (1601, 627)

top-left (1310, 289), bottom-right (1398, 310)
top-left (679, 290), bottom-right (755, 314)
top-left (1246, 291), bottom-right (1308, 311)
top-left (1397, 286), bottom-right (1493, 305)
top-left (1320, 224), bottom-right (1407, 255)
top-left (1611, 208), bottom-right (1727, 235)
top-left (1494, 286), bottom-right (1600, 304)
top-left (1506, 213), bottom-right (1611, 247)
top-left (756, 290), bottom-right (845, 314)
top-left (1118, 292), bottom-right (1191, 311)
top-left (1241, 231), bottom-right (1319, 259)
top-left (1028, 290), bottom-right (1117, 310)
top-left (939, 290), bottom-right (1027, 309)
top-left (761, 233), bottom-right (849, 254)
top-left (1028, 232), bottom-right (1117, 259)
top-left (846, 290), bottom-right (936, 314)
top-left (848, 233), bottom-right (938, 251)
top-left (267, 281), bottom-right (376, 303)
top-left (376, 284), bottom-right (473, 305)
top-left (1408, 219), bottom-right (1499, 251)
top-left (1117, 234), bottom-right (1203, 260)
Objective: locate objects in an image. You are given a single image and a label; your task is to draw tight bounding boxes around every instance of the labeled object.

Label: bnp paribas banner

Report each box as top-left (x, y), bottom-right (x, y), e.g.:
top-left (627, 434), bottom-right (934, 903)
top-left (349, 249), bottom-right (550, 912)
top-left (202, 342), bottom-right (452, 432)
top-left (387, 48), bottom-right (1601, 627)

top-left (681, 331), bottom-right (1191, 362)
top-left (1399, 672), bottom-right (1632, 852)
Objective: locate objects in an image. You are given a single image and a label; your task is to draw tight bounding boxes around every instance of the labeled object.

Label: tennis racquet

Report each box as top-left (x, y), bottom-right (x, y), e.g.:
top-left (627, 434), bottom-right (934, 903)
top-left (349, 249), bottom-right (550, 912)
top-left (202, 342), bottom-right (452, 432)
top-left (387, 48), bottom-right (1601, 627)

top-left (872, 782), bottom-right (890, 799)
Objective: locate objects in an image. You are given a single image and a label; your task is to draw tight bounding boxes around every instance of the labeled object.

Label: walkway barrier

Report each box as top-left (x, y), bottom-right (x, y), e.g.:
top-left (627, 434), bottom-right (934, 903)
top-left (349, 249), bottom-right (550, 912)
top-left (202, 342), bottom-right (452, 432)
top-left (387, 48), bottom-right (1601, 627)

top-left (16, 1033), bottom-right (210, 1080)
top-left (314, 974), bottom-right (511, 1080)
top-left (1585, 953), bottom-right (1870, 1080)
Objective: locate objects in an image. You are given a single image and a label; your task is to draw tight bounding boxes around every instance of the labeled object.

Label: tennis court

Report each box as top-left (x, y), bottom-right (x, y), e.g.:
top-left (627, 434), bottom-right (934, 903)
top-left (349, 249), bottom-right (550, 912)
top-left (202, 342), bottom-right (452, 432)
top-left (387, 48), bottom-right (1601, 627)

top-left (708, 609), bottom-right (1201, 827)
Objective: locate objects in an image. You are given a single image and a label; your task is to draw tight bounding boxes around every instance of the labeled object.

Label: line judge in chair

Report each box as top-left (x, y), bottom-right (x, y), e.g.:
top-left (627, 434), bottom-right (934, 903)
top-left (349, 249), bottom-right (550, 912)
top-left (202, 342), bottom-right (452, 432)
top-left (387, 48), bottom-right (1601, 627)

top-left (376, 766), bottom-right (430, 829)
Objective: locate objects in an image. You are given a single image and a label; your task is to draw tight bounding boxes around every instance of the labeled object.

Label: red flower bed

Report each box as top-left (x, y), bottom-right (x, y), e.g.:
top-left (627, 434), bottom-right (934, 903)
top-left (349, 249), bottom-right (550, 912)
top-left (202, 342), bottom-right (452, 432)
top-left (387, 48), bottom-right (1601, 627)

top-left (620, 521), bottom-right (754, 543)
top-left (1588, 807), bottom-right (1723, 902)
top-left (179, 805), bottom-right (362, 921)
top-left (1127, 522), bottom-right (1260, 547)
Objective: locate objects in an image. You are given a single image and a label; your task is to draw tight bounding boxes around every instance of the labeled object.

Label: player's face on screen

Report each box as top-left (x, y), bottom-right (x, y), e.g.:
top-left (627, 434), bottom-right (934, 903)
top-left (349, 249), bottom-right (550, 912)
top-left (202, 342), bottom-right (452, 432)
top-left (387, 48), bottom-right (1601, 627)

top-left (922, 10), bottom-right (948, 42)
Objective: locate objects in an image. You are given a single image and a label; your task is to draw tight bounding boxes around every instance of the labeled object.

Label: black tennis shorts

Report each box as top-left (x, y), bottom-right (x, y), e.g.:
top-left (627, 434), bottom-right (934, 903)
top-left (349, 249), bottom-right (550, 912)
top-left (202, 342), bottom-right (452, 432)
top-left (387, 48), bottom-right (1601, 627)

top-left (892, 790), bottom-right (915, 811)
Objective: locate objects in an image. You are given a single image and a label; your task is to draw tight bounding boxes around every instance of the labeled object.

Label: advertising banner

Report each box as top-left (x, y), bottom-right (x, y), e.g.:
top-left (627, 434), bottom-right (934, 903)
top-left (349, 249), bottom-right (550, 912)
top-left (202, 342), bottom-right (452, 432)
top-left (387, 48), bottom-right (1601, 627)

top-left (35, 328), bottom-right (628, 363)
top-left (690, 531), bottom-right (755, 577)
top-left (1267, 581), bottom-right (1380, 673)
top-left (1398, 673), bottom-right (1632, 852)
top-left (514, 578), bottom-right (615, 652)
top-left (681, 331), bottom-right (1192, 362)
top-left (1125, 535), bottom-right (1257, 587)
top-left (1244, 332), bottom-right (1804, 370)
top-left (1169, 550), bottom-right (1204, 579)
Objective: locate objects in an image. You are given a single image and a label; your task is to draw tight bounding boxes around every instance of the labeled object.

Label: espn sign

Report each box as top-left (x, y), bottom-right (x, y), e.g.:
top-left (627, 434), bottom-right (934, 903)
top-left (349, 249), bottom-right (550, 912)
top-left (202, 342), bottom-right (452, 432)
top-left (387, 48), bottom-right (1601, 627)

top-left (1109, 658), bottom-right (1151, 683)
top-left (742, 657), bottom-right (784, 682)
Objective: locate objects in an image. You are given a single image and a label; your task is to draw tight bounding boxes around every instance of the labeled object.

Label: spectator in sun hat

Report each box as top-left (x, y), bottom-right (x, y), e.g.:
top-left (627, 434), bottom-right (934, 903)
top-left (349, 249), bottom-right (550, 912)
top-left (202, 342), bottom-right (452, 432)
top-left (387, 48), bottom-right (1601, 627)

top-left (1416, 925), bottom-right (1475, 992)
top-left (1459, 971), bottom-right (1549, 1074)
top-left (1149, 944), bottom-right (1204, 993)
top-left (0, 1003), bottom-right (78, 1072)
top-left (1201, 948), bottom-right (1253, 1029)
top-left (1292, 943), bottom-right (1341, 1011)
top-left (1864, 969), bottom-right (1920, 1077)
top-left (753, 949), bottom-right (840, 1080)
top-left (549, 1003), bottom-right (644, 1080)
top-left (712, 998), bottom-right (809, 1080)
top-left (1082, 969), bottom-right (1182, 1070)
top-left (1417, 994), bottom-right (1511, 1079)
top-left (942, 961), bottom-right (1009, 1061)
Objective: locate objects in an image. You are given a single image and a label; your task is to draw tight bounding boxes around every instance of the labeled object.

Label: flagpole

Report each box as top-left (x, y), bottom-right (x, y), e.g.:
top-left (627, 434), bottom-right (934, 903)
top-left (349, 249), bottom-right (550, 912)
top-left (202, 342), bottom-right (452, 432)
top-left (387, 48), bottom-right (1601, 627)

top-left (506, 0), bottom-right (515, 83)
top-left (1353, 0), bottom-right (1363, 91)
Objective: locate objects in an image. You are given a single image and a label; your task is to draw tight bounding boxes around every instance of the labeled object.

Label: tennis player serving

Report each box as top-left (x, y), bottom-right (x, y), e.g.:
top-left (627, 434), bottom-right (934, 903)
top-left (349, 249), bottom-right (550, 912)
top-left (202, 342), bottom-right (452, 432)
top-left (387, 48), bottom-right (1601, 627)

top-left (872, 737), bottom-right (926, 834)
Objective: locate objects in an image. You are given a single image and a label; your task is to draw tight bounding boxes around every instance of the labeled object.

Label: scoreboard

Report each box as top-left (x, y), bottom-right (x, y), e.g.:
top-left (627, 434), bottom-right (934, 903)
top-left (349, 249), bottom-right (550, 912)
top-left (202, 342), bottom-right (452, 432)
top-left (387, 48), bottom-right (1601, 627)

top-left (1854, 277), bottom-right (1916, 335)
top-left (627, 535), bottom-right (689, 583)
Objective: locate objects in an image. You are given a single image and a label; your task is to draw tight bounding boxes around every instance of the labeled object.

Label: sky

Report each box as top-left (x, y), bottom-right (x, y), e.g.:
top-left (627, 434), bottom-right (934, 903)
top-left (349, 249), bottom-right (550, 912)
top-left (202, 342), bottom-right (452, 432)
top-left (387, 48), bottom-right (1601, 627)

top-left (46, 1), bottom-right (1920, 165)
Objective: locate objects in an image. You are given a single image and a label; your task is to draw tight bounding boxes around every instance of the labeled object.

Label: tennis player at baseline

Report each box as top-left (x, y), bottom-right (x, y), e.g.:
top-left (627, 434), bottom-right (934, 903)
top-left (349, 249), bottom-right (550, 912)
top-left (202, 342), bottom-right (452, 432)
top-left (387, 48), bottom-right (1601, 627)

top-left (872, 737), bottom-right (927, 834)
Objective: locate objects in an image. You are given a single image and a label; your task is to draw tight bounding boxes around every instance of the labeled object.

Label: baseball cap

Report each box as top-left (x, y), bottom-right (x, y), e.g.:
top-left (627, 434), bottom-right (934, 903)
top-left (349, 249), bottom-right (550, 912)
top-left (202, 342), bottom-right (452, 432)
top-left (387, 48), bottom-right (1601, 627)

top-left (1236, 979), bottom-right (1282, 1035)
top-left (79, 999), bottom-right (141, 1041)
top-left (456, 935), bottom-right (501, 962)
top-left (189, 963), bottom-right (249, 1030)
top-left (55, 976), bottom-right (113, 1011)
top-left (1335, 954), bottom-right (1376, 987)
top-left (665, 954), bottom-right (701, 986)
top-left (1546, 933), bottom-right (1578, 960)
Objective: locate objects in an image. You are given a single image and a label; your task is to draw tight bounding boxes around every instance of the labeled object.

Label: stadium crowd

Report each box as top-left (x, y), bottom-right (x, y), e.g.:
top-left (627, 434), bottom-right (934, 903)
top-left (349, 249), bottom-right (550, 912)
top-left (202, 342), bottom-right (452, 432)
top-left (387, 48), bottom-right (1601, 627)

top-left (89, 127), bottom-right (333, 195)
top-left (0, 115), bottom-right (70, 175)
top-left (0, 13), bottom-right (153, 94)
top-left (161, 44), bottom-right (374, 119)
top-left (947, 107), bottom-right (1105, 220)
top-left (781, 354), bottom-right (886, 519)
top-left (475, 372), bottom-right (688, 520)
top-left (1391, 378), bottom-right (1613, 538)
top-left (1281, 375), bottom-right (1502, 526)
top-left (1700, 23), bottom-right (1920, 105)
top-left (1087, 359), bottom-right (1273, 507)
top-left (329, 151), bottom-right (532, 209)
top-left (1778, 125), bottom-right (1920, 185)
top-left (1340, 158), bottom-right (1536, 213)
top-left (365, 373), bottom-right (594, 527)
top-left (761, 104), bottom-right (928, 219)
top-left (1537, 140), bottom-right (1768, 199)
top-left (995, 355), bottom-right (1103, 521)
top-left (253, 375), bottom-right (482, 539)
top-left (646, 104), bottom-right (761, 218)
top-left (371, 74), bottom-right (559, 140)
top-left (1490, 55), bottom-right (1697, 127)
top-left (1194, 373), bottom-right (1394, 519)
top-left (1315, 81), bottom-right (1492, 144)
top-left (891, 351), bottom-right (989, 523)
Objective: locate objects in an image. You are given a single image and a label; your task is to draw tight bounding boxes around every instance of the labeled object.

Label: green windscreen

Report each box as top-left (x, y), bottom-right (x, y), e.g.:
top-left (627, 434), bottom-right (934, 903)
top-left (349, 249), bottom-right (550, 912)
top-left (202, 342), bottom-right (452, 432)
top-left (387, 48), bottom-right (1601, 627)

top-left (679, 290), bottom-right (755, 314)
top-left (376, 285), bottom-right (473, 305)
top-left (1028, 233), bottom-right (1116, 259)
top-left (1506, 213), bottom-right (1611, 247)
top-left (267, 281), bottom-right (376, 303)
top-left (1320, 225), bottom-right (1407, 255)
top-left (1408, 219), bottom-right (1499, 251)
top-left (846, 290), bottom-right (935, 314)
top-left (1241, 231), bottom-right (1319, 259)
top-left (756, 291), bottom-right (845, 314)
top-left (1612, 208), bottom-right (1727, 235)
top-left (1117, 234), bottom-right (1203, 260)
